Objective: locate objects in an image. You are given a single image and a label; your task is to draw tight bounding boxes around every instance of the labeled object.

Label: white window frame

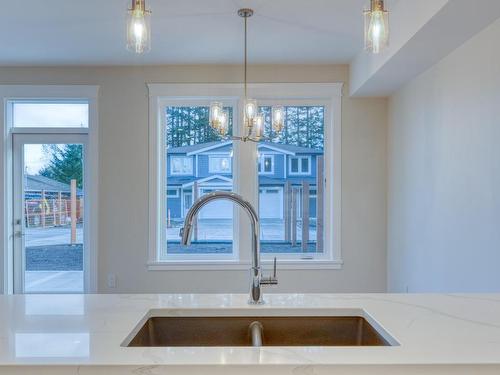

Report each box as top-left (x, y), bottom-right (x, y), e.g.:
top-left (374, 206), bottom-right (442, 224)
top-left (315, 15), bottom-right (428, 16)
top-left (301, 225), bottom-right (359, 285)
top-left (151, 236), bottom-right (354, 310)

top-left (208, 154), bottom-right (232, 174)
top-left (170, 156), bottom-right (193, 175)
top-left (258, 154), bottom-right (275, 175)
top-left (289, 155), bottom-right (311, 175)
top-left (147, 83), bottom-right (343, 270)
top-left (0, 85), bottom-right (99, 294)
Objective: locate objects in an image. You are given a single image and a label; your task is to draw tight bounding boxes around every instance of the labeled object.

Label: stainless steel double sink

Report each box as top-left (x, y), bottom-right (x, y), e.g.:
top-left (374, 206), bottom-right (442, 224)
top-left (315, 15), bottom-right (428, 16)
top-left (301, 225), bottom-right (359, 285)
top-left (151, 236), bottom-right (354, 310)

top-left (126, 313), bottom-right (394, 347)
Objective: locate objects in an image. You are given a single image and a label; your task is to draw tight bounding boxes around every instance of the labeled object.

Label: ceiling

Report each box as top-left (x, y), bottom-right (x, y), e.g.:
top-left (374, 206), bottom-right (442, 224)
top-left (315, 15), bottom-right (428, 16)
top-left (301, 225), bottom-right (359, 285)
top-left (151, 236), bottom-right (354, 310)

top-left (0, 0), bottom-right (398, 66)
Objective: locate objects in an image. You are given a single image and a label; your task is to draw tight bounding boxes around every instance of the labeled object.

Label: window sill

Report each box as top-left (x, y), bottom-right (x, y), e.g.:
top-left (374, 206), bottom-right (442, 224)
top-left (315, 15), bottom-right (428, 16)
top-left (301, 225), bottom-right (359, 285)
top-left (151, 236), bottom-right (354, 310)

top-left (147, 259), bottom-right (343, 271)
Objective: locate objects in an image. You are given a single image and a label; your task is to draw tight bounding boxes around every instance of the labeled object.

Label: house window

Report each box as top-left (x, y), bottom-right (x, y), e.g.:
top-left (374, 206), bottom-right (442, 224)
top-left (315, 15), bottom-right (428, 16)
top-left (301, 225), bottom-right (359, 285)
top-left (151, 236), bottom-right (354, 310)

top-left (166, 188), bottom-right (179, 198)
top-left (289, 156), bottom-right (311, 175)
top-left (209, 155), bottom-right (232, 174)
top-left (258, 155), bottom-right (274, 174)
top-left (149, 83), bottom-right (342, 268)
top-left (170, 156), bottom-right (193, 175)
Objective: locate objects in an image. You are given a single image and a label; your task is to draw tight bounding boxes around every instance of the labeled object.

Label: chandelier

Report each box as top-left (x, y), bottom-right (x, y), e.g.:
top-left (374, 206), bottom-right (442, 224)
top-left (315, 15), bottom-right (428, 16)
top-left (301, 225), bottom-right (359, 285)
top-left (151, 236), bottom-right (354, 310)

top-left (209, 9), bottom-right (285, 142)
top-left (364, 0), bottom-right (390, 54)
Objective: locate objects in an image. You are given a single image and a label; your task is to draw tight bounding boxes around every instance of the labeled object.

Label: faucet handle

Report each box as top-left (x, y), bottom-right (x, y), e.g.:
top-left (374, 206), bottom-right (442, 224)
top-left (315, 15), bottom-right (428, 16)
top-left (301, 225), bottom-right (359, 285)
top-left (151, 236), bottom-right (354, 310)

top-left (261, 257), bottom-right (278, 286)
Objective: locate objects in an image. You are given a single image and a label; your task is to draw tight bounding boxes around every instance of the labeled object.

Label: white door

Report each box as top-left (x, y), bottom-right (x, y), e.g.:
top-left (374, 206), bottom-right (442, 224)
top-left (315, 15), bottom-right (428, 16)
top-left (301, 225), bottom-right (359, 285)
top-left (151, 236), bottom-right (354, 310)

top-left (259, 187), bottom-right (284, 219)
top-left (13, 134), bottom-right (88, 294)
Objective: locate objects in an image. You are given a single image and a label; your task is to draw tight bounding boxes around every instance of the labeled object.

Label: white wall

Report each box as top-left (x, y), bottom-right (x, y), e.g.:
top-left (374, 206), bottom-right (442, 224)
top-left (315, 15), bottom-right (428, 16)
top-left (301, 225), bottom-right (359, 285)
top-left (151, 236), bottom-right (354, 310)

top-left (388, 19), bottom-right (500, 292)
top-left (0, 65), bottom-right (387, 293)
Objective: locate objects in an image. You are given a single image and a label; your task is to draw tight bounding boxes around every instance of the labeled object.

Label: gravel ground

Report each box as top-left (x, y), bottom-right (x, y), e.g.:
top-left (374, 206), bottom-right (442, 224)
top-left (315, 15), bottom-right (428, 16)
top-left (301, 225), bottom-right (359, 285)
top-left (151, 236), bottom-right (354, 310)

top-left (26, 244), bottom-right (83, 271)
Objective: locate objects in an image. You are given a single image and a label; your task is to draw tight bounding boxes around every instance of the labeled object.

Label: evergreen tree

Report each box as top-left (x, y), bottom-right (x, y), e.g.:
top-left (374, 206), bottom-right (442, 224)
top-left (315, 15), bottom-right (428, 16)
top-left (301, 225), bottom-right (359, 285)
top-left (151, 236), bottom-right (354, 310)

top-left (166, 106), bottom-right (233, 148)
top-left (39, 144), bottom-right (83, 188)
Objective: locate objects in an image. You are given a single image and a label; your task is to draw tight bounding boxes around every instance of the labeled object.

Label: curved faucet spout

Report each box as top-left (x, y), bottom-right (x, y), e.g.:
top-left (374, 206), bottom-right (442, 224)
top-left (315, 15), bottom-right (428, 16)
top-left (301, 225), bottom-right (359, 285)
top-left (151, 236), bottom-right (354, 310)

top-left (180, 191), bottom-right (276, 304)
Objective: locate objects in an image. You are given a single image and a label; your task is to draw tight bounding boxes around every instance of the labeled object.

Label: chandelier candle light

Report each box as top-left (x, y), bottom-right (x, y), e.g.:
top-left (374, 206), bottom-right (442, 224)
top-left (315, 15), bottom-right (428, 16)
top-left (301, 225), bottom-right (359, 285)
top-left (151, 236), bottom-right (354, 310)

top-left (209, 9), bottom-right (285, 142)
top-left (127, 0), bottom-right (151, 54)
top-left (364, 0), bottom-right (389, 54)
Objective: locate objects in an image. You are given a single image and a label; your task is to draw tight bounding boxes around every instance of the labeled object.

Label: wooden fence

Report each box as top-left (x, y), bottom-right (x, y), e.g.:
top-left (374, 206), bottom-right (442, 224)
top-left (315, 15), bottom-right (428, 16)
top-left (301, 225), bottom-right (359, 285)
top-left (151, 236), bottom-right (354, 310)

top-left (285, 155), bottom-right (324, 252)
top-left (24, 180), bottom-right (82, 244)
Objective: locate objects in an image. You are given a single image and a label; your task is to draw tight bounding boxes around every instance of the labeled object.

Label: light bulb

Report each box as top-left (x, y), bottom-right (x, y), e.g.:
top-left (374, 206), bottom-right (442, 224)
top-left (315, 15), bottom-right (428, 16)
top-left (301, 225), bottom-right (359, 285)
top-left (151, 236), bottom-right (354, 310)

top-left (127, 0), bottom-right (151, 54)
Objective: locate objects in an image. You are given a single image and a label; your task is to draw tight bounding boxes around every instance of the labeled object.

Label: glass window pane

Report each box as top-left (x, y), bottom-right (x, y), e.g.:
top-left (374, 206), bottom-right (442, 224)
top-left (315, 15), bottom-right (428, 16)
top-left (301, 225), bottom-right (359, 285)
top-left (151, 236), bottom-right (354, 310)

top-left (23, 144), bottom-right (84, 293)
top-left (301, 158), bottom-right (309, 173)
top-left (163, 106), bottom-right (234, 260)
top-left (258, 106), bottom-right (325, 255)
top-left (264, 157), bottom-right (272, 172)
top-left (12, 102), bottom-right (89, 128)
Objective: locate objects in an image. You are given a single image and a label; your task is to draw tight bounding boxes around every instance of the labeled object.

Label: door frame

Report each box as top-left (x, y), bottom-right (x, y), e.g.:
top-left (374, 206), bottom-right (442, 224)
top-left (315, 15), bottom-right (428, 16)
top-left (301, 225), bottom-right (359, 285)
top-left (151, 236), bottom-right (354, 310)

top-left (0, 85), bottom-right (99, 294)
top-left (13, 133), bottom-right (89, 294)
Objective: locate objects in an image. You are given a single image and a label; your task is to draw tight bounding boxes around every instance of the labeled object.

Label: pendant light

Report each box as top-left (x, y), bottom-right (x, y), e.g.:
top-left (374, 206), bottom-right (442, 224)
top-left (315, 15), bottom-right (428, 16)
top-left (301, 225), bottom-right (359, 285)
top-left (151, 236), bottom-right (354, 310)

top-left (127, 0), bottom-right (151, 54)
top-left (364, 0), bottom-right (389, 54)
top-left (209, 9), bottom-right (285, 142)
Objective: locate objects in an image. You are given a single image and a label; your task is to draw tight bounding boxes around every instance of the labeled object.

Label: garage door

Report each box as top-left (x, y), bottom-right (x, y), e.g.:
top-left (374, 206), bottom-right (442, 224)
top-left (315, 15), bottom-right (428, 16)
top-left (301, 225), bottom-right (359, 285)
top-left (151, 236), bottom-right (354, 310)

top-left (197, 188), bottom-right (233, 219)
top-left (259, 188), bottom-right (283, 219)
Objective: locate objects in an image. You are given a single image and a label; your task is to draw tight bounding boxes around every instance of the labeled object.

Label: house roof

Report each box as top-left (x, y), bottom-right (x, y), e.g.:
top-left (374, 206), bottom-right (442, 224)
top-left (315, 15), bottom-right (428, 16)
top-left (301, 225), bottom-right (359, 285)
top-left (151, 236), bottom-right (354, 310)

top-left (168, 141), bottom-right (230, 155)
top-left (168, 141), bottom-right (322, 156)
top-left (167, 176), bottom-right (317, 187)
top-left (25, 175), bottom-right (83, 194)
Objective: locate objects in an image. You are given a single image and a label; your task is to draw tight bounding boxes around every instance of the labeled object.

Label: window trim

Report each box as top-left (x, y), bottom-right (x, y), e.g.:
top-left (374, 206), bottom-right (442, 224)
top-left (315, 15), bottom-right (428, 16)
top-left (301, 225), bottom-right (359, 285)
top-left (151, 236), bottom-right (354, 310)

top-left (170, 156), bottom-right (193, 176)
top-left (147, 83), bottom-right (343, 270)
top-left (208, 154), bottom-right (232, 174)
top-left (289, 155), bottom-right (311, 176)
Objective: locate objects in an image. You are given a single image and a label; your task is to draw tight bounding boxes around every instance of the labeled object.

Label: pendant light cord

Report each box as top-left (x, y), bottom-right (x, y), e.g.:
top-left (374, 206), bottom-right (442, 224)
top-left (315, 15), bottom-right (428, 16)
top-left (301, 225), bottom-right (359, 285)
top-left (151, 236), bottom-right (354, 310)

top-left (244, 15), bottom-right (248, 99)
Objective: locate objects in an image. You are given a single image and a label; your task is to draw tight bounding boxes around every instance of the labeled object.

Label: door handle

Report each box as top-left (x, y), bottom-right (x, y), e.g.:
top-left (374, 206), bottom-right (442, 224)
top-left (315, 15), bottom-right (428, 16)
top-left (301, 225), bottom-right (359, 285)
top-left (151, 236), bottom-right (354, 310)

top-left (14, 231), bottom-right (25, 238)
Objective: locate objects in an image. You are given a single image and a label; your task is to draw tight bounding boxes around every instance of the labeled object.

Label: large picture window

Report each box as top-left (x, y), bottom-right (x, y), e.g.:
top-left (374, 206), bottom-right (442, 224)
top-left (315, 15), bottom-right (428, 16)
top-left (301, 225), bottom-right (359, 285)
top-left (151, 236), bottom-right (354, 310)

top-left (148, 83), bottom-right (342, 269)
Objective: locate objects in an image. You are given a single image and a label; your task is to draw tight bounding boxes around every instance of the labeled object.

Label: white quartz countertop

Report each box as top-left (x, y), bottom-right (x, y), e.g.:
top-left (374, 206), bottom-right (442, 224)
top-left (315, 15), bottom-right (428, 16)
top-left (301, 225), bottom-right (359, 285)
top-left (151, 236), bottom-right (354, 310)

top-left (1, 293), bottom-right (500, 370)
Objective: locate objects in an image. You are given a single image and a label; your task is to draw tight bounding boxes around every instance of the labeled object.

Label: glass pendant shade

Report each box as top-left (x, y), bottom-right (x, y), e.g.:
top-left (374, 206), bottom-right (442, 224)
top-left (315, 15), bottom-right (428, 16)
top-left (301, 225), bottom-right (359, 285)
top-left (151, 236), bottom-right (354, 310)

top-left (272, 106), bottom-right (285, 133)
top-left (244, 99), bottom-right (258, 123)
top-left (364, 0), bottom-right (389, 54)
top-left (210, 101), bottom-right (223, 126)
top-left (254, 114), bottom-right (264, 139)
top-left (127, 0), bottom-right (151, 54)
top-left (217, 111), bottom-right (229, 136)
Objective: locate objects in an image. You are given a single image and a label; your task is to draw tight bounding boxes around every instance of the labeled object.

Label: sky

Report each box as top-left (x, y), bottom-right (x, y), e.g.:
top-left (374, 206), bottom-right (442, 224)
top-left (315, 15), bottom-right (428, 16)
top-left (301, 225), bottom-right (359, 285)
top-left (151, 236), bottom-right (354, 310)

top-left (24, 144), bottom-right (51, 175)
top-left (14, 102), bottom-right (88, 175)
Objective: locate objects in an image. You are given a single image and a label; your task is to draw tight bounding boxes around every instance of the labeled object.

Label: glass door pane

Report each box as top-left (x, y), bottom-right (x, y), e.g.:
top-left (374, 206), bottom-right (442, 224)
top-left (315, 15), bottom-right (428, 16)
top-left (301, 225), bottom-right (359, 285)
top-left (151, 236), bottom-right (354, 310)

top-left (17, 142), bottom-right (84, 293)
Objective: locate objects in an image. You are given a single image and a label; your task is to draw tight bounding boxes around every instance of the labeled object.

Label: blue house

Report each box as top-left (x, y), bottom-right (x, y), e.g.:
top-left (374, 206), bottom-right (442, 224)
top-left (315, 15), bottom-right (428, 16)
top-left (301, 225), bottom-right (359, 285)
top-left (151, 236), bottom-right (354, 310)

top-left (166, 141), bottom-right (323, 220)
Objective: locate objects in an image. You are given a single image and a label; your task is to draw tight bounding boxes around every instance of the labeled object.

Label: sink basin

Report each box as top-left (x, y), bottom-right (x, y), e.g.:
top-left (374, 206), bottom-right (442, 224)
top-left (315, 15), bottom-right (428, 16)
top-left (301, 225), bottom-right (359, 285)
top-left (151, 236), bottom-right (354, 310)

top-left (126, 315), bottom-right (392, 347)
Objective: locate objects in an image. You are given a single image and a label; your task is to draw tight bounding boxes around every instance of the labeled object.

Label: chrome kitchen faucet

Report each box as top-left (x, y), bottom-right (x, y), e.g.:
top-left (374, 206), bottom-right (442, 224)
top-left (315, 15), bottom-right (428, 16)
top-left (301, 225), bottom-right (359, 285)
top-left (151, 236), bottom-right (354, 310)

top-left (180, 191), bottom-right (278, 304)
